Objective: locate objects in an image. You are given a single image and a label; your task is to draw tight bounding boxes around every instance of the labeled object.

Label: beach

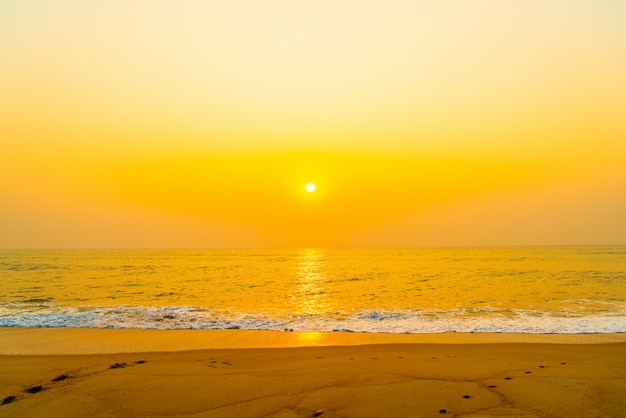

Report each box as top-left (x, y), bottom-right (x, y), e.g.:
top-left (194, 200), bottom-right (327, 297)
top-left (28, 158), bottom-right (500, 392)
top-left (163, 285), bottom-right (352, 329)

top-left (2, 248), bottom-right (625, 417)
top-left (1, 329), bottom-right (625, 418)
top-left (3, 0), bottom-right (625, 415)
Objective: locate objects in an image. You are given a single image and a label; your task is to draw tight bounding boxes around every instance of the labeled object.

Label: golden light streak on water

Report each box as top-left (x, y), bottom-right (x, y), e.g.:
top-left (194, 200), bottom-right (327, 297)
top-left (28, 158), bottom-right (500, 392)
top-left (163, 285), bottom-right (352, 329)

top-left (295, 249), bottom-right (329, 315)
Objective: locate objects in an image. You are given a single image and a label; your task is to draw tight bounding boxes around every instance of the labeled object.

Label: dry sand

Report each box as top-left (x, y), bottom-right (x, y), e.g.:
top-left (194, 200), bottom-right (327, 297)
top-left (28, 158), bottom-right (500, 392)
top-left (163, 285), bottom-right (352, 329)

top-left (1, 329), bottom-right (625, 418)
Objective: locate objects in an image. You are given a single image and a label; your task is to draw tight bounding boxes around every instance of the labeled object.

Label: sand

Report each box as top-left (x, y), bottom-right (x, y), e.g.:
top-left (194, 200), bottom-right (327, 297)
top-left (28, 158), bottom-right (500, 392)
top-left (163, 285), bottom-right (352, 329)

top-left (1, 329), bottom-right (625, 418)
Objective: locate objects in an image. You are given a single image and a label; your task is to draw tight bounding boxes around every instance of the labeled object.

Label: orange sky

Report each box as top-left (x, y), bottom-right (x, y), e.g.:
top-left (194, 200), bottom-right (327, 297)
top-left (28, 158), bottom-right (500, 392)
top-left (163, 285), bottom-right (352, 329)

top-left (1, 0), bottom-right (625, 248)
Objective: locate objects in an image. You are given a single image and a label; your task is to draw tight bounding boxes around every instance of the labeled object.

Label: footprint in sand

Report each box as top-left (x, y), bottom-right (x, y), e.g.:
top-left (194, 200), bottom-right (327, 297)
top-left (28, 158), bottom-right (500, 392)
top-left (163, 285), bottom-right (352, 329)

top-left (2, 385), bottom-right (45, 406)
top-left (109, 360), bottom-right (146, 369)
top-left (1, 396), bottom-right (16, 405)
top-left (109, 362), bottom-right (127, 369)
top-left (2, 361), bottom-right (148, 408)
top-left (24, 386), bottom-right (44, 394)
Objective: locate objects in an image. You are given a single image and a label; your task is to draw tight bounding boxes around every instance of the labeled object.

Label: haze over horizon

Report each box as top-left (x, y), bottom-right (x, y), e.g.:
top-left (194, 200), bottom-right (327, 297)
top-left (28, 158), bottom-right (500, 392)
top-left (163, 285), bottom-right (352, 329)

top-left (1, 0), bottom-right (625, 248)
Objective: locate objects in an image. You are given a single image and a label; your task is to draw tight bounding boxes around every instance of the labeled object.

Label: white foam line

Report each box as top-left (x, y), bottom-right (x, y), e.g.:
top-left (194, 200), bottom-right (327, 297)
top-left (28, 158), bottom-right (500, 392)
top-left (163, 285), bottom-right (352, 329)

top-left (1, 304), bottom-right (625, 333)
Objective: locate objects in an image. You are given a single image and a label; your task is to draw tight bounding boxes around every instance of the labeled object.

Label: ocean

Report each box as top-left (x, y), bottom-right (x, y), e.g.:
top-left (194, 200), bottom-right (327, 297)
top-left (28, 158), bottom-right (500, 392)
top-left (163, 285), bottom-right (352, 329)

top-left (1, 247), bottom-right (625, 334)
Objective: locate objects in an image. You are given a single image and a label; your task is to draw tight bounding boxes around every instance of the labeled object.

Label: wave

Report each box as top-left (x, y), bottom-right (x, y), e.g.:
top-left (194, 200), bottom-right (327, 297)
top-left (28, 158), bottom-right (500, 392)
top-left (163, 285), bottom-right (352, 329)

top-left (1, 303), bottom-right (625, 334)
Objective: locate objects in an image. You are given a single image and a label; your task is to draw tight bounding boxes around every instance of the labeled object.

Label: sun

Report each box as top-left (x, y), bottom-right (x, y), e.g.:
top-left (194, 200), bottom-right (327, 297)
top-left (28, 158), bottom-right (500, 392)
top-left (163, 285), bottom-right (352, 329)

top-left (305, 183), bottom-right (316, 193)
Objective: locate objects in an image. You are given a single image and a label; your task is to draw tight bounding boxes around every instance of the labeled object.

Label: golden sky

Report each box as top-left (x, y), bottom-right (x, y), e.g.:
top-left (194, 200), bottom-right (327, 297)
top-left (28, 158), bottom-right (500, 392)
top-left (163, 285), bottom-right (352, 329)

top-left (1, 0), bottom-right (625, 248)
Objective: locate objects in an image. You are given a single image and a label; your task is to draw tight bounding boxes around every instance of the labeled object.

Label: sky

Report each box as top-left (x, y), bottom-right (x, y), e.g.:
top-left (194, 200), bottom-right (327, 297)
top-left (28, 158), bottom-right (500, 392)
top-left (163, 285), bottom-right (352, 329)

top-left (1, 0), bottom-right (625, 248)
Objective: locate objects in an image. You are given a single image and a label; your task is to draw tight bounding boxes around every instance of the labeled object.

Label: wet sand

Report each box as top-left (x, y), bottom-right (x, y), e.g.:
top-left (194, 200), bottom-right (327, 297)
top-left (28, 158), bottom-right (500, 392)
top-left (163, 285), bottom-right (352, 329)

top-left (1, 329), bottom-right (625, 417)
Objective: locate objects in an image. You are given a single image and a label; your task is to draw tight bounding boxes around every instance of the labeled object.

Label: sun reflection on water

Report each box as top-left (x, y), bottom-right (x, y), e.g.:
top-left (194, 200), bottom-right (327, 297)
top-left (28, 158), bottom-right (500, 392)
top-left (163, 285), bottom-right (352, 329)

top-left (294, 248), bottom-right (330, 314)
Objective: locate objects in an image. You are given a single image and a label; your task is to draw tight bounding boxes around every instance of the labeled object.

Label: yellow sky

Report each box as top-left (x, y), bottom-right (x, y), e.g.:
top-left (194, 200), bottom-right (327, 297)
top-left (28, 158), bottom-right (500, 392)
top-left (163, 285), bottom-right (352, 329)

top-left (1, 0), bottom-right (625, 248)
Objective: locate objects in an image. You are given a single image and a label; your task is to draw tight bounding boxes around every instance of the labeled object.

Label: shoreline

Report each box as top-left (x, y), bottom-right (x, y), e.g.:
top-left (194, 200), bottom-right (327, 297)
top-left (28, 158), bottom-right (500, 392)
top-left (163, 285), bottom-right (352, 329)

top-left (1, 327), bottom-right (625, 355)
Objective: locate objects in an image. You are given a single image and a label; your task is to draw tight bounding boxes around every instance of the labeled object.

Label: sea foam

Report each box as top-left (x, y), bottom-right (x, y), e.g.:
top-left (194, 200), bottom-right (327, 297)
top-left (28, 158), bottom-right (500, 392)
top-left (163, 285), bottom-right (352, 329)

top-left (1, 303), bottom-right (624, 334)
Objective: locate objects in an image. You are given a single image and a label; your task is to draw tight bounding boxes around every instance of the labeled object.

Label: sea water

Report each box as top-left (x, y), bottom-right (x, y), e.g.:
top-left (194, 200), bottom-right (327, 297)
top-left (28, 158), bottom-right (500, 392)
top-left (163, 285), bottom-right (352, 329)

top-left (1, 247), bottom-right (625, 333)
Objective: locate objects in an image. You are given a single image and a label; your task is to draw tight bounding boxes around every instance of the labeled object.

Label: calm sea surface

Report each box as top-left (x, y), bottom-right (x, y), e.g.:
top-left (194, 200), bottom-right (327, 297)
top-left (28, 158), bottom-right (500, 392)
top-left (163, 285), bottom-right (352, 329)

top-left (1, 247), bottom-right (625, 333)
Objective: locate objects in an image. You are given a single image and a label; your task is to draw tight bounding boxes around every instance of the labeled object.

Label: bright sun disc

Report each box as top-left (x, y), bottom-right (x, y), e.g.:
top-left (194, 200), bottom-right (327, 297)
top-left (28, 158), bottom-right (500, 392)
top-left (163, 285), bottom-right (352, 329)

top-left (305, 183), bottom-right (316, 192)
